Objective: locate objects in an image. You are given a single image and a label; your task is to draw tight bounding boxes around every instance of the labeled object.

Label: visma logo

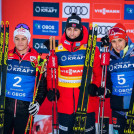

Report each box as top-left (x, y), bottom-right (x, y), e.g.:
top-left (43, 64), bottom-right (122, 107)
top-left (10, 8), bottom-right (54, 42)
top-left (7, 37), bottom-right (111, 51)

top-left (127, 8), bottom-right (134, 14)
top-left (35, 23), bottom-right (41, 29)
top-left (95, 8), bottom-right (120, 15)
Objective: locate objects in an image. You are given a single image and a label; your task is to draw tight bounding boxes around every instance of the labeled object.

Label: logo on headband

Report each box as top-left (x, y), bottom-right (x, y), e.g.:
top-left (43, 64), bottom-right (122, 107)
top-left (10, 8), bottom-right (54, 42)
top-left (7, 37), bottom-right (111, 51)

top-left (72, 24), bottom-right (76, 27)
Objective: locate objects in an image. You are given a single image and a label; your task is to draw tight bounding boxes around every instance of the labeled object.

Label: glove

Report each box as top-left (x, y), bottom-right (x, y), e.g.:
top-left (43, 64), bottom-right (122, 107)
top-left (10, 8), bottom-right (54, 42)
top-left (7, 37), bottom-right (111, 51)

top-left (47, 89), bottom-right (60, 102)
top-left (97, 87), bottom-right (105, 96)
top-left (101, 35), bottom-right (109, 47)
top-left (88, 84), bottom-right (98, 96)
top-left (97, 87), bottom-right (111, 98)
top-left (28, 101), bottom-right (40, 116)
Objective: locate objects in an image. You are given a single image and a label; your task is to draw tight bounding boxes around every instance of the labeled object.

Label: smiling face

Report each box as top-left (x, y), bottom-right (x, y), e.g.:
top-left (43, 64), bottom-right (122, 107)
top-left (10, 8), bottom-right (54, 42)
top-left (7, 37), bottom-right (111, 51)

top-left (66, 27), bottom-right (81, 39)
top-left (111, 38), bottom-right (127, 53)
top-left (14, 35), bottom-right (29, 54)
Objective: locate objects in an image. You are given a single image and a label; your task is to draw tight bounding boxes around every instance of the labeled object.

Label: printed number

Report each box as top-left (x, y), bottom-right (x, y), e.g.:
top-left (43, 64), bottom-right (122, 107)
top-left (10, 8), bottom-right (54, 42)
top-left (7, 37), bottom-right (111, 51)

top-left (13, 77), bottom-right (22, 87)
top-left (117, 74), bottom-right (126, 85)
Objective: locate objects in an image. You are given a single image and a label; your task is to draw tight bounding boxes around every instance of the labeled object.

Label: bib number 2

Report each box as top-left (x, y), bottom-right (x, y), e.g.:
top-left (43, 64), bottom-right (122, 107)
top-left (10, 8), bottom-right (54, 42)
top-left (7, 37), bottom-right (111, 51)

top-left (13, 76), bottom-right (22, 87)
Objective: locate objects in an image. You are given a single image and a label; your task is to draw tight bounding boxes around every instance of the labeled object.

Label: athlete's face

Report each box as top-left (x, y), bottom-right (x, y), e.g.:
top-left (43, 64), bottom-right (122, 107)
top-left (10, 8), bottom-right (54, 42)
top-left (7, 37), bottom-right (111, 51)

top-left (66, 27), bottom-right (81, 39)
top-left (14, 35), bottom-right (29, 54)
top-left (111, 38), bottom-right (127, 53)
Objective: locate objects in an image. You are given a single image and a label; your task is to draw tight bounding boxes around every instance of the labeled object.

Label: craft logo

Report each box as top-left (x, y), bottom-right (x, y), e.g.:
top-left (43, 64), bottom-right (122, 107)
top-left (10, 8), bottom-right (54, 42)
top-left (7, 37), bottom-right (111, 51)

top-left (124, 4), bottom-right (134, 20)
top-left (33, 2), bottom-right (59, 17)
top-left (33, 39), bottom-right (50, 54)
top-left (93, 3), bottom-right (121, 20)
top-left (62, 3), bottom-right (90, 19)
top-left (124, 23), bottom-right (134, 42)
top-left (33, 20), bottom-right (59, 36)
top-left (92, 22), bottom-right (116, 38)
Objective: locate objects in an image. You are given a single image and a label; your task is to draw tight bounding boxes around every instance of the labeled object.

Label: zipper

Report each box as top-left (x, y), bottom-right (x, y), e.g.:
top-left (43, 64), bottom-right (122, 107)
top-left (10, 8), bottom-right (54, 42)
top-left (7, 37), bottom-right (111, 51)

top-left (73, 88), bottom-right (75, 114)
top-left (14, 99), bottom-right (17, 117)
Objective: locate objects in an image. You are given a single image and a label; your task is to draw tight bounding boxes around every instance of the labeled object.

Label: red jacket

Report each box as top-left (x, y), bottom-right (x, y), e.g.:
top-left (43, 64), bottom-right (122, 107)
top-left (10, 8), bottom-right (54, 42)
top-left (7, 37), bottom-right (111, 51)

top-left (47, 26), bottom-right (102, 114)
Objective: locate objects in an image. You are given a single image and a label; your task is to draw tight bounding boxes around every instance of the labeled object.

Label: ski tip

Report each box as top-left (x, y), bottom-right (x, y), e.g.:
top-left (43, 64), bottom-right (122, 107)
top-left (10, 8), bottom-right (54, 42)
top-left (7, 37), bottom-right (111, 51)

top-left (5, 21), bottom-right (9, 26)
top-left (1, 21), bottom-right (4, 27)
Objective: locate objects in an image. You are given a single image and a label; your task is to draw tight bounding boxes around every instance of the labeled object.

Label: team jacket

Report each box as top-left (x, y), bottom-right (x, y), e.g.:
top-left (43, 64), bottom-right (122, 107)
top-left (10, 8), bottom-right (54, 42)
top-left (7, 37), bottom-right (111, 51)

top-left (47, 26), bottom-right (102, 114)
top-left (5, 47), bottom-right (47, 114)
top-left (107, 38), bottom-right (134, 111)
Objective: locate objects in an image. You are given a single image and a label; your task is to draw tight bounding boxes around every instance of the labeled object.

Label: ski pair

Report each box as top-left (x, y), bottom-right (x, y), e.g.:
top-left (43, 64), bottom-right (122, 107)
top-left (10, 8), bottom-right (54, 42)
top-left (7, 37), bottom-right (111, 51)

top-left (124, 84), bottom-right (134, 134)
top-left (73, 24), bottom-right (97, 134)
top-left (97, 46), bottom-right (110, 134)
top-left (47, 36), bottom-right (58, 134)
top-left (25, 56), bottom-right (47, 134)
top-left (0, 21), bottom-right (9, 133)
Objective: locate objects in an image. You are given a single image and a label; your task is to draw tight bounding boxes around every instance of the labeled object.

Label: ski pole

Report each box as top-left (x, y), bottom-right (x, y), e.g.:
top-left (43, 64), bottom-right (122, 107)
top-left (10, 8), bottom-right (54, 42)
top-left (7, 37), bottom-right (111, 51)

top-left (47, 36), bottom-right (58, 134)
top-left (25, 56), bottom-right (47, 134)
top-left (98, 46), bottom-right (110, 134)
top-left (52, 36), bottom-right (58, 134)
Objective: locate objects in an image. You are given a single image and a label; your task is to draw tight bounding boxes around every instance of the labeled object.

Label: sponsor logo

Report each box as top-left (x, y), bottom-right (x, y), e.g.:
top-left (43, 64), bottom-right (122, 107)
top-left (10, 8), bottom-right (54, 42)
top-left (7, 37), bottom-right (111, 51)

top-left (69, 19), bottom-right (79, 24)
top-left (7, 64), bottom-right (34, 74)
top-left (33, 39), bottom-right (49, 53)
top-left (7, 91), bottom-right (26, 97)
top-left (64, 40), bottom-right (70, 45)
top-left (61, 54), bottom-right (85, 62)
top-left (60, 67), bottom-right (83, 76)
top-left (124, 4), bottom-right (134, 20)
top-left (124, 23), bottom-right (134, 42)
top-left (33, 2), bottom-right (59, 17)
top-left (62, 3), bottom-right (90, 18)
top-left (33, 20), bottom-right (59, 36)
top-left (93, 3), bottom-right (121, 20)
top-left (58, 45), bottom-right (63, 50)
top-left (30, 56), bottom-right (36, 61)
top-left (109, 62), bottom-right (134, 71)
top-left (112, 117), bottom-right (117, 124)
top-left (93, 22), bottom-right (116, 38)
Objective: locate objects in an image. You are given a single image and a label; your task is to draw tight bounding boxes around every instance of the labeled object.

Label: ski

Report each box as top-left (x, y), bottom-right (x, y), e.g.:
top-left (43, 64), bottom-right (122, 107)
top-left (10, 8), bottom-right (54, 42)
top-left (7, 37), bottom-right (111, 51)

top-left (0, 21), bottom-right (9, 132)
top-left (73, 24), bottom-right (98, 134)
top-left (124, 84), bottom-right (134, 134)
top-left (0, 21), bottom-right (9, 129)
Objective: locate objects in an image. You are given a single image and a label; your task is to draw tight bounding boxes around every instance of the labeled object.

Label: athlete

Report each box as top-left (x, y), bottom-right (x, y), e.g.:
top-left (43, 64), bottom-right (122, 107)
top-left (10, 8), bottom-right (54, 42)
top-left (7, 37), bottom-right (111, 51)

top-left (47, 13), bottom-right (102, 134)
top-left (105, 23), bottom-right (134, 134)
top-left (4, 23), bottom-right (47, 134)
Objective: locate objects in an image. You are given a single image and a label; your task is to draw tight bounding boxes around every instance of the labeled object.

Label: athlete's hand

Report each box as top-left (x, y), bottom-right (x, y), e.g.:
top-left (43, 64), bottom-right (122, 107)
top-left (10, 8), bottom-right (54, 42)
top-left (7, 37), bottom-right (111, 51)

top-left (47, 89), bottom-right (60, 102)
top-left (97, 87), bottom-right (111, 98)
top-left (101, 35), bottom-right (109, 47)
top-left (88, 83), bottom-right (98, 96)
top-left (28, 101), bottom-right (40, 116)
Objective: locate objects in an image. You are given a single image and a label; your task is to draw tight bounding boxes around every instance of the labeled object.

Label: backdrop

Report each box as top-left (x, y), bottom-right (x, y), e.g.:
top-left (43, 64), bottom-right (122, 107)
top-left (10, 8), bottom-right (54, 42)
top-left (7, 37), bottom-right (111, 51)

top-left (2, 0), bottom-right (134, 126)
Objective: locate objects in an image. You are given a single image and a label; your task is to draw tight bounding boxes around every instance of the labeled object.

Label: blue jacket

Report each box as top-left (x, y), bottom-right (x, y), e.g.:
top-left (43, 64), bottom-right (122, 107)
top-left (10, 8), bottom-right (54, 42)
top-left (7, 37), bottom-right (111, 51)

top-left (107, 37), bottom-right (134, 111)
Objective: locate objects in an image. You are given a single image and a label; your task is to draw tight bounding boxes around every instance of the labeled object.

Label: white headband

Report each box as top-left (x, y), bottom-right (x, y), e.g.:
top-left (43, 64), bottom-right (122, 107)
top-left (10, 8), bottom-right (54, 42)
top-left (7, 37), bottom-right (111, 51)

top-left (14, 28), bottom-right (31, 44)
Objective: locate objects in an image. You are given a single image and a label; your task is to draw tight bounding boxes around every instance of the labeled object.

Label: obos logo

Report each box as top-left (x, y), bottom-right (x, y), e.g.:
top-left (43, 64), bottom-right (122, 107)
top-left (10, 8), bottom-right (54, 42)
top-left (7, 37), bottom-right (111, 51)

top-left (62, 3), bottom-right (90, 19)
top-left (33, 20), bottom-right (59, 36)
top-left (33, 2), bottom-right (59, 17)
top-left (93, 22), bottom-right (116, 38)
top-left (124, 5), bottom-right (134, 20)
